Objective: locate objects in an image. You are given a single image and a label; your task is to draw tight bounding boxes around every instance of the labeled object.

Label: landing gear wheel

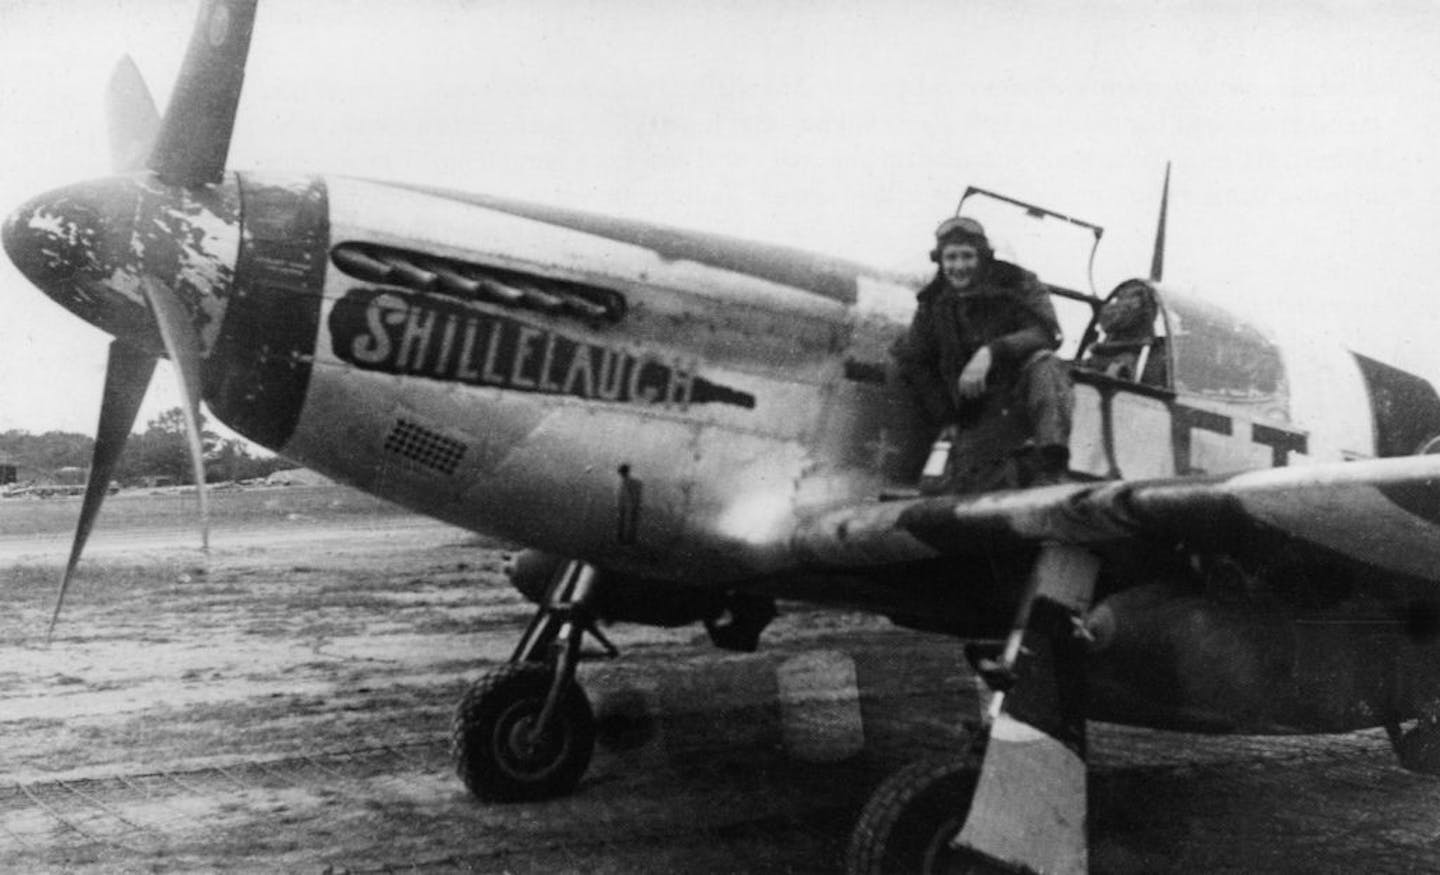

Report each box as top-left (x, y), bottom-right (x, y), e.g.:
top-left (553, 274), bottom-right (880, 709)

top-left (451, 662), bottom-right (596, 802)
top-left (846, 751), bottom-right (1003, 875)
top-left (1393, 718), bottom-right (1440, 774)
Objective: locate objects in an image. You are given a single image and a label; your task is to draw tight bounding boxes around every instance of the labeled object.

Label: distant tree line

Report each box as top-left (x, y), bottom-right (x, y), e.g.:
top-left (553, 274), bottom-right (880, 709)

top-left (1, 408), bottom-right (289, 486)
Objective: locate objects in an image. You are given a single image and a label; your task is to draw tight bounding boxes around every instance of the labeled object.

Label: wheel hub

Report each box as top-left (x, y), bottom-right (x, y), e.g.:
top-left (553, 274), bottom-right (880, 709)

top-left (496, 702), bottom-right (566, 779)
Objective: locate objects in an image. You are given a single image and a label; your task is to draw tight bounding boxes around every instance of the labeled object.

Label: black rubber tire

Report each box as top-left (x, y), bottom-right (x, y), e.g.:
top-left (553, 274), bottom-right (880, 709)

top-left (1395, 720), bottom-right (1440, 775)
top-left (451, 662), bottom-right (595, 802)
top-left (846, 751), bottom-right (1003, 875)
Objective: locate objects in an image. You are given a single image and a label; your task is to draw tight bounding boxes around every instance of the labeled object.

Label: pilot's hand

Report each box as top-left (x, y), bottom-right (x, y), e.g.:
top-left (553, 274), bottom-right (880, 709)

top-left (957, 346), bottom-right (992, 400)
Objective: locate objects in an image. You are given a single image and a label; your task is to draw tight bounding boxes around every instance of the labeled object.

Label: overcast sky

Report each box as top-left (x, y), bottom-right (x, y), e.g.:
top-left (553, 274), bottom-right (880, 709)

top-left (2, 0), bottom-right (1439, 437)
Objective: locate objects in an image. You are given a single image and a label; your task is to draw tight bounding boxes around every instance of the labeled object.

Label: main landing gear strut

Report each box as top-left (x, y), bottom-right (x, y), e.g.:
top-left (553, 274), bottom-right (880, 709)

top-left (451, 559), bottom-right (617, 802)
top-left (847, 544), bottom-right (1101, 875)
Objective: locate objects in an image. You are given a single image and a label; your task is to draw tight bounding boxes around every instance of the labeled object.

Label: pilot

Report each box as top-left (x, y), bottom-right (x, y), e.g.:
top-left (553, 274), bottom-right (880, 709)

top-left (897, 216), bottom-right (1073, 487)
top-left (1080, 280), bottom-right (1159, 381)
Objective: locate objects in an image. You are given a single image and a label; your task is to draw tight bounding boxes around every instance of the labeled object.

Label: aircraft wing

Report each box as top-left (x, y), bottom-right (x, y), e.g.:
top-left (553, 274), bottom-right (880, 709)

top-left (794, 453), bottom-right (1440, 582)
top-left (797, 452), bottom-right (1440, 873)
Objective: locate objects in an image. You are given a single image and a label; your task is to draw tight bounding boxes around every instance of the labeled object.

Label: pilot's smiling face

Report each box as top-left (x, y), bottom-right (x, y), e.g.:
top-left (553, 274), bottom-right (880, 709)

top-left (940, 242), bottom-right (981, 290)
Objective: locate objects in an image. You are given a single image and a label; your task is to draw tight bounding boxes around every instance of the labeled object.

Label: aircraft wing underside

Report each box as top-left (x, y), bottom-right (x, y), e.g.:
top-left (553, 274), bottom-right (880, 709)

top-left (794, 454), bottom-right (1440, 583)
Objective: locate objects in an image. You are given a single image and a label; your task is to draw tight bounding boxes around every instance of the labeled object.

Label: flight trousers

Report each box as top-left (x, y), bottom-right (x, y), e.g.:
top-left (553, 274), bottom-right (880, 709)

top-left (923, 351), bottom-right (1073, 493)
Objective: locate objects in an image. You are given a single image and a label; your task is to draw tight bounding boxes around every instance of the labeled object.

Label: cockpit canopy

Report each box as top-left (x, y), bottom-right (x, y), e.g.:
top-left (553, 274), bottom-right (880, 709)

top-left (1076, 279), bottom-right (1291, 424)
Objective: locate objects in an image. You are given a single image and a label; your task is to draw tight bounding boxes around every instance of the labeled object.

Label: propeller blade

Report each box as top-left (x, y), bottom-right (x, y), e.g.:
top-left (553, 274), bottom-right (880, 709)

top-left (106, 55), bottom-right (161, 173)
top-left (51, 342), bottom-right (158, 638)
top-left (147, 0), bottom-right (258, 186)
top-left (140, 276), bottom-right (211, 554)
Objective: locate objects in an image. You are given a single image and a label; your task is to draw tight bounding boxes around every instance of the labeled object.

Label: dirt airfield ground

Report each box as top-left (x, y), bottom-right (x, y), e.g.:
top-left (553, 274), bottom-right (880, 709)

top-left (3, 484), bottom-right (1440, 873)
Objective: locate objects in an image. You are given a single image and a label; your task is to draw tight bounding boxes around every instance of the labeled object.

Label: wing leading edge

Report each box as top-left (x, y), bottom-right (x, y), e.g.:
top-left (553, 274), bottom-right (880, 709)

top-left (794, 454), bottom-right (1440, 583)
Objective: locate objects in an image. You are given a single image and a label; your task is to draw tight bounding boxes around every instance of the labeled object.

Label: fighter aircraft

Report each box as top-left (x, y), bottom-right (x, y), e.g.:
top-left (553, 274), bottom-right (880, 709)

top-left (7, 1), bottom-right (1440, 872)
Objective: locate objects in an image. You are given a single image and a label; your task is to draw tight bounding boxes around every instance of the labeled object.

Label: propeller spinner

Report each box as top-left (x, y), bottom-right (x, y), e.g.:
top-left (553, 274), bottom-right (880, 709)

top-left (1, 0), bottom-right (258, 636)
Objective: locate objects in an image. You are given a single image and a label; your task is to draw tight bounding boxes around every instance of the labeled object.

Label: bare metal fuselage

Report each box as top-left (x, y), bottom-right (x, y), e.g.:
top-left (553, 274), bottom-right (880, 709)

top-left (262, 175), bottom-right (928, 583)
top-left (10, 165), bottom-right (1440, 737)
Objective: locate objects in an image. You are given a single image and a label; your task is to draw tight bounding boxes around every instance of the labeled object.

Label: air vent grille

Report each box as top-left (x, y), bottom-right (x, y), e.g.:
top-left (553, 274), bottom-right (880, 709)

top-left (384, 419), bottom-right (467, 475)
top-left (331, 242), bottom-right (625, 323)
